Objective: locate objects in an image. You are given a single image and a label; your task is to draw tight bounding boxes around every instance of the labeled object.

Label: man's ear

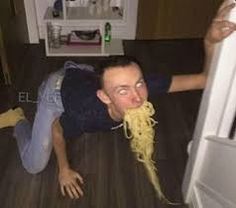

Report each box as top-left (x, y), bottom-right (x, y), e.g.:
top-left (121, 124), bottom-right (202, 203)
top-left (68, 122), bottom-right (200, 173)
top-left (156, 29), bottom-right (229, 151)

top-left (96, 90), bottom-right (112, 105)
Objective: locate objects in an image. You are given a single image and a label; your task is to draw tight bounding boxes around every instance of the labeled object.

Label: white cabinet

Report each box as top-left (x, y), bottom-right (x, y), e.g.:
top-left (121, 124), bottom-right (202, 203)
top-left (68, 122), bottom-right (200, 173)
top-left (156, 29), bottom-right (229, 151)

top-left (42, 0), bottom-right (138, 56)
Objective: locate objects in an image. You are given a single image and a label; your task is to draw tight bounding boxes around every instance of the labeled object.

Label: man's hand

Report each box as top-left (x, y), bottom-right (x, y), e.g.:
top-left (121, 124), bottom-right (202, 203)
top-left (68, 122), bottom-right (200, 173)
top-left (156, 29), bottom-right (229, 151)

top-left (203, 0), bottom-right (236, 76)
top-left (59, 168), bottom-right (84, 199)
top-left (205, 0), bottom-right (236, 47)
top-left (52, 118), bottom-right (84, 199)
top-left (169, 1), bottom-right (236, 93)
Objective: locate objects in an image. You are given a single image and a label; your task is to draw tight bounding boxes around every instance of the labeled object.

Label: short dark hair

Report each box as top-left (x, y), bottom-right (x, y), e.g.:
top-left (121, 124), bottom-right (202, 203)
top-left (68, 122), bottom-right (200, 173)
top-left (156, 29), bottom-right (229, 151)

top-left (96, 55), bottom-right (143, 89)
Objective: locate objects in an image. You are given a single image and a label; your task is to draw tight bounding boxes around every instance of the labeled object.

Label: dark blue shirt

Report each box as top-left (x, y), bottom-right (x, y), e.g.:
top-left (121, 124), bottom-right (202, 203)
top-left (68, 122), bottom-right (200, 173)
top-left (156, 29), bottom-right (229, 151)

top-left (59, 68), bottom-right (172, 139)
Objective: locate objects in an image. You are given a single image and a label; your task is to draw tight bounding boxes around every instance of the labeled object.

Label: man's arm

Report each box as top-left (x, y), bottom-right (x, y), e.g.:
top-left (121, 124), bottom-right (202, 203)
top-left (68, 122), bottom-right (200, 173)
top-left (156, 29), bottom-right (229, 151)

top-left (168, 73), bottom-right (206, 93)
top-left (168, 1), bottom-right (236, 93)
top-left (52, 118), bottom-right (84, 199)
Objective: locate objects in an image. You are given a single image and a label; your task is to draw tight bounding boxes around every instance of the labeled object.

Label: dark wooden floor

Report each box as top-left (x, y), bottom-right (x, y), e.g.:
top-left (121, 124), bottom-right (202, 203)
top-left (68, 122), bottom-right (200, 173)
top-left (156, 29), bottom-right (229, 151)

top-left (0, 39), bottom-right (204, 208)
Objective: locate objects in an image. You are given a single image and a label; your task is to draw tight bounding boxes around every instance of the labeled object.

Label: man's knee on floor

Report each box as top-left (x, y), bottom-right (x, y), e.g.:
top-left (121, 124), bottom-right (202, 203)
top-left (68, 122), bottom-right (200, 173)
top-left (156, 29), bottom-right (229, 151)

top-left (22, 159), bottom-right (49, 174)
top-left (21, 141), bottom-right (52, 174)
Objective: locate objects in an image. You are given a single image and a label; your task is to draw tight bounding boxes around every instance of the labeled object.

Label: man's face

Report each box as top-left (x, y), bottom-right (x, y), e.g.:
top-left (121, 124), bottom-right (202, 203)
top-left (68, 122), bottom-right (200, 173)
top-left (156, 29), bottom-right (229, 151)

top-left (97, 63), bottom-right (148, 120)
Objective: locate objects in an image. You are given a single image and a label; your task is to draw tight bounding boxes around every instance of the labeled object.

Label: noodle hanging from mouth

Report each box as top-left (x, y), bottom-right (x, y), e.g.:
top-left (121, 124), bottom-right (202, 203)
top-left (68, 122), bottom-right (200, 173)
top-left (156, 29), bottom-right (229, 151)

top-left (123, 101), bottom-right (168, 201)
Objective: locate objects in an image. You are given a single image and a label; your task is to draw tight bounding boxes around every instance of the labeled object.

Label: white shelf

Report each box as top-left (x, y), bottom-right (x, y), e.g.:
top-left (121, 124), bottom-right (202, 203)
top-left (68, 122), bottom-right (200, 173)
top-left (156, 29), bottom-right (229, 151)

top-left (38, 0), bottom-right (138, 40)
top-left (46, 39), bottom-right (124, 57)
top-left (42, 0), bottom-right (134, 56)
top-left (66, 7), bottom-right (123, 20)
top-left (104, 39), bottom-right (124, 55)
top-left (47, 44), bottom-right (102, 56)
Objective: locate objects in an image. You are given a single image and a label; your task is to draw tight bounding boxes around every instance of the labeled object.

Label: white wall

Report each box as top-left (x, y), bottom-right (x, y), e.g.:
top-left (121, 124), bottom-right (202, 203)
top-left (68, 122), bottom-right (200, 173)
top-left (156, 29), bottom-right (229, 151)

top-left (23, 0), bottom-right (39, 43)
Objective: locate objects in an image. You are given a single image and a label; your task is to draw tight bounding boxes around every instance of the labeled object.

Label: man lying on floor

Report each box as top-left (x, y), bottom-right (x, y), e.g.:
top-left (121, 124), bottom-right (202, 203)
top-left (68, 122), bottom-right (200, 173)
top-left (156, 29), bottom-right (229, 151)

top-left (0, 0), bottom-right (235, 200)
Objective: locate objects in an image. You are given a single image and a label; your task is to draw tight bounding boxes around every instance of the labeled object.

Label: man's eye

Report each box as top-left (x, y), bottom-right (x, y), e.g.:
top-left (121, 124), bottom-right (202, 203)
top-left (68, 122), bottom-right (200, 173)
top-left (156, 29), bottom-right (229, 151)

top-left (118, 89), bottom-right (128, 95)
top-left (136, 81), bottom-right (144, 88)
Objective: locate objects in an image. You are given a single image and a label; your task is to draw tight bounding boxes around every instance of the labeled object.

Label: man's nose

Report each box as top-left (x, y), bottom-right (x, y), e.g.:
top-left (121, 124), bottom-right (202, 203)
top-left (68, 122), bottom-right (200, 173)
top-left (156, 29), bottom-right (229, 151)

top-left (132, 89), bottom-right (142, 104)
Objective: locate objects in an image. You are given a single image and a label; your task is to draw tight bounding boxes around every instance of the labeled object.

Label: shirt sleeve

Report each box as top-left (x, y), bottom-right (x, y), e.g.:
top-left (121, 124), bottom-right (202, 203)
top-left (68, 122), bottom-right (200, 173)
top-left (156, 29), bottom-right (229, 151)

top-left (145, 73), bottom-right (172, 97)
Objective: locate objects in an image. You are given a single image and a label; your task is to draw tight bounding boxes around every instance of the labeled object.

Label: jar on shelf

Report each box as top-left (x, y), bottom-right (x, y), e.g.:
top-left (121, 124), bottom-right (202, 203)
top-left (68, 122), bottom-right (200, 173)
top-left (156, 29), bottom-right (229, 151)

top-left (48, 23), bottom-right (62, 48)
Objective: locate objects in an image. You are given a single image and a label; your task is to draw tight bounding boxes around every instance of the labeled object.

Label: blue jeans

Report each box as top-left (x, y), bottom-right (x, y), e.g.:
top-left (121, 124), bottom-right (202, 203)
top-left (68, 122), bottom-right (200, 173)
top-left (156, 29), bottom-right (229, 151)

top-left (13, 62), bottom-right (94, 174)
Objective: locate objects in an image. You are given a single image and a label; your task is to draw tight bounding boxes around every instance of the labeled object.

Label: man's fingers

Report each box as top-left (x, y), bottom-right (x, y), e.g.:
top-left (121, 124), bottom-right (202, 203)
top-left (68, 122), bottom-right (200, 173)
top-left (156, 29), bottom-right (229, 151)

top-left (69, 184), bottom-right (80, 199)
top-left (215, 20), bottom-right (236, 29)
top-left (71, 181), bottom-right (84, 196)
top-left (218, 0), bottom-right (234, 13)
top-left (75, 173), bottom-right (84, 184)
top-left (61, 182), bottom-right (84, 199)
top-left (222, 28), bottom-right (235, 37)
top-left (217, 2), bottom-right (235, 19)
top-left (60, 185), bottom-right (66, 196)
top-left (218, 0), bottom-right (233, 12)
top-left (217, 22), bottom-right (236, 39)
top-left (58, 170), bottom-right (84, 199)
top-left (65, 185), bottom-right (75, 199)
top-left (223, 20), bottom-right (236, 29)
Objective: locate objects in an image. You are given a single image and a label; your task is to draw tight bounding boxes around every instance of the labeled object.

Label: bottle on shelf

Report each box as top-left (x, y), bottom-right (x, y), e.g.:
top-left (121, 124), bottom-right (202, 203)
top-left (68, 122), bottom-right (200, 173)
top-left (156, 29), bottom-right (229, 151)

top-left (104, 22), bottom-right (112, 43)
top-left (52, 0), bottom-right (63, 18)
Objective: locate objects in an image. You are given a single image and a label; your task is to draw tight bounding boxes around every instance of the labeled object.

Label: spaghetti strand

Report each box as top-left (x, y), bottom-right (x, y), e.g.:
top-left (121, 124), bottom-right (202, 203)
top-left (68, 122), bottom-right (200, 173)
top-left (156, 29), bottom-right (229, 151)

top-left (123, 101), bottom-right (167, 201)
